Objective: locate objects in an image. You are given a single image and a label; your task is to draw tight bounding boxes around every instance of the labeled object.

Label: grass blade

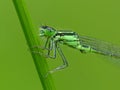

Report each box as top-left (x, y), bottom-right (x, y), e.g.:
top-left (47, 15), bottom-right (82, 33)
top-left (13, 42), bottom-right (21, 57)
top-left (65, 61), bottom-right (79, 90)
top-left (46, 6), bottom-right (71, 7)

top-left (12, 0), bottom-right (56, 90)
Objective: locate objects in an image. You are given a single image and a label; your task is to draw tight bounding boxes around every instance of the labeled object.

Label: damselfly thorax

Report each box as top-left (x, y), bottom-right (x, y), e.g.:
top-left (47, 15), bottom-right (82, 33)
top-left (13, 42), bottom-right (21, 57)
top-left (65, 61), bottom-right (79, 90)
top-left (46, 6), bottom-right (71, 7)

top-left (53, 31), bottom-right (80, 47)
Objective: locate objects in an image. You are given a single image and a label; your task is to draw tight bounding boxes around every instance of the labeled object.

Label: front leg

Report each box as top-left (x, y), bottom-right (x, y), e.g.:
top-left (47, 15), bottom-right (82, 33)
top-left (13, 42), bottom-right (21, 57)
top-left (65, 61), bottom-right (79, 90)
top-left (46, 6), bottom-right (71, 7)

top-left (32, 37), bottom-right (52, 50)
top-left (32, 39), bottom-right (56, 59)
top-left (46, 40), bottom-right (56, 59)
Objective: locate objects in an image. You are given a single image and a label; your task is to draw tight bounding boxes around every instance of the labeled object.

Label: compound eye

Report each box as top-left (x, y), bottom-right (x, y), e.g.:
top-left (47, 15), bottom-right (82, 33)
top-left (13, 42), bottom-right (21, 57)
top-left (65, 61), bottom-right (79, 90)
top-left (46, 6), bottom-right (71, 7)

top-left (47, 27), bottom-right (52, 31)
top-left (41, 26), bottom-right (48, 29)
top-left (41, 25), bottom-right (55, 31)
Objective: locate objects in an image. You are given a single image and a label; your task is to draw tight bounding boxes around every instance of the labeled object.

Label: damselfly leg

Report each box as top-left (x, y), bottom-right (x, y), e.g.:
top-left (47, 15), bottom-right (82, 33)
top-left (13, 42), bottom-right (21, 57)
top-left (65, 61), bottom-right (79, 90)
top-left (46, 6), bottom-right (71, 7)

top-left (45, 43), bottom-right (68, 77)
top-left (46, 40), bottom-right (56, 59)
top-left (32, 37), bottom-right (51, 50)
top-left (31, 39), bottom-right (56, 58)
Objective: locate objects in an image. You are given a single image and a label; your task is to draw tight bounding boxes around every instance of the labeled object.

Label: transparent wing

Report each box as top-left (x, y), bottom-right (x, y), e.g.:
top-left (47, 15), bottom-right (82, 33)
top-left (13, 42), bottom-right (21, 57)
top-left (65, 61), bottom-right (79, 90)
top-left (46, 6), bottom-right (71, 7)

top-left (79, 35), bottom-right (120, 59)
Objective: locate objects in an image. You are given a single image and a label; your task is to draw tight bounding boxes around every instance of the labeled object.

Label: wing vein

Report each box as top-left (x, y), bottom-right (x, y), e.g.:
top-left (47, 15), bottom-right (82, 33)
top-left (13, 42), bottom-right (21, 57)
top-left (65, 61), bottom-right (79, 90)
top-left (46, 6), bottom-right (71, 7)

top-left (79, 35), bottom-right (120, 58)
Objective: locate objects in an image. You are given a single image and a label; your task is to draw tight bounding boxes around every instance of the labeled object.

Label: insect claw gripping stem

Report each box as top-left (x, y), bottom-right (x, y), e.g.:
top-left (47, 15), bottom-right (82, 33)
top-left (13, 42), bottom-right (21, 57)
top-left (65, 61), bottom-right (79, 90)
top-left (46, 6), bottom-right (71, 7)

top-left (32, 45), bottom-right (49, 50)
top-left (44, 70), bottom-right (54, 78)
top-left (31, 50), bottom-right (56, 59)
top-left (31, 51), bottom-right (45, 57)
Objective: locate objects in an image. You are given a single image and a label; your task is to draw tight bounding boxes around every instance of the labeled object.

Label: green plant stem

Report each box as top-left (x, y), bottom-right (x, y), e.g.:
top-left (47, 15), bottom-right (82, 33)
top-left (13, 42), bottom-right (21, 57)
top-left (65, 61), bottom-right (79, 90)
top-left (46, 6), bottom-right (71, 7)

top-left (12, 0), bottom-right (56, 90)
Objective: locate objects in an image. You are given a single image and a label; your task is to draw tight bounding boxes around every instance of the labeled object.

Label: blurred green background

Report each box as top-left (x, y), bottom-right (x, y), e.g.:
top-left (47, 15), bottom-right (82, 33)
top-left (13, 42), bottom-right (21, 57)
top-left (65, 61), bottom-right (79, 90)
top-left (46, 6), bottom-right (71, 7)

top-left (1, 0), bottom-right (120, 90)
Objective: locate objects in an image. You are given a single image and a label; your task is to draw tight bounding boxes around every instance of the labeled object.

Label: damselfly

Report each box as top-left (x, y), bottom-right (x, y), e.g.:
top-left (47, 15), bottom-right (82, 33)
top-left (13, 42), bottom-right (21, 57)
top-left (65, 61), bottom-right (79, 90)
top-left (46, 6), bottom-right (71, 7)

top-left (35, 26), bottom-right (120, 74)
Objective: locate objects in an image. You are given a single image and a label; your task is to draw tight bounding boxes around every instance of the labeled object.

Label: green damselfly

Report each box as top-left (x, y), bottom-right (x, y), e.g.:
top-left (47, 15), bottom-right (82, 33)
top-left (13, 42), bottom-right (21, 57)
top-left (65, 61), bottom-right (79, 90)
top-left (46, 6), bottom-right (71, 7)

top-left (35, 26), bottom-right (120, 74)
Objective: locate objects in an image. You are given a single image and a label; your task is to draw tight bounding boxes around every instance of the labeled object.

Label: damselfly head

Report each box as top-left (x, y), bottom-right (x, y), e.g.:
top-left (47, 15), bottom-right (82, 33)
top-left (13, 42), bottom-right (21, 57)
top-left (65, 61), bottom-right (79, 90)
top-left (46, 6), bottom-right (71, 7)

top-left (39, 26), bottom-right (56, 37)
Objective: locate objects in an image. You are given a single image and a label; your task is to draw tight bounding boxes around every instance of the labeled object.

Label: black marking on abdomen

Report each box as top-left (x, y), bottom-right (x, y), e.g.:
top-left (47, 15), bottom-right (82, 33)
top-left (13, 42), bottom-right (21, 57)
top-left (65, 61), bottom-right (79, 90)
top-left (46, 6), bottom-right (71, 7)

top-left (81, 45), bottom-right (89, 48)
